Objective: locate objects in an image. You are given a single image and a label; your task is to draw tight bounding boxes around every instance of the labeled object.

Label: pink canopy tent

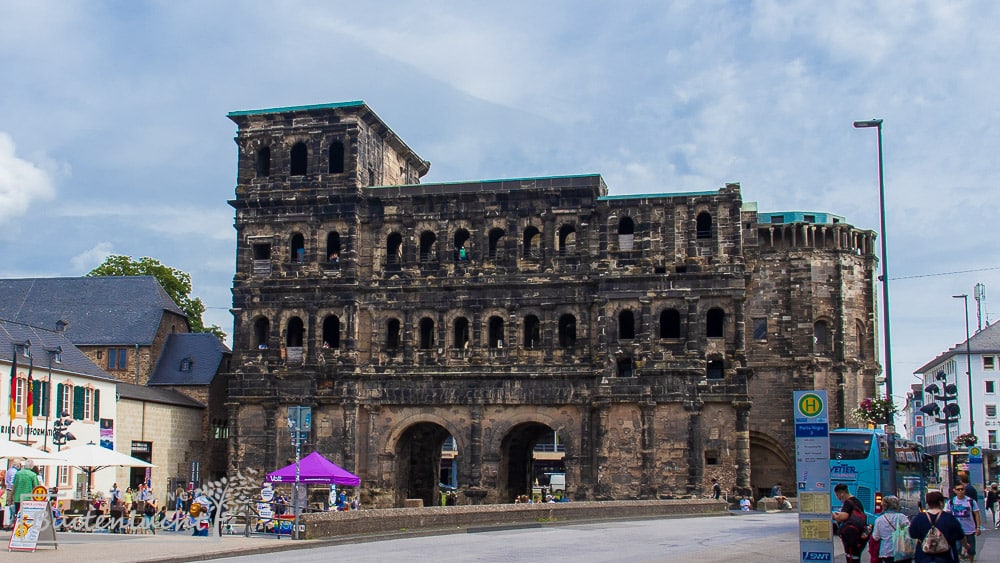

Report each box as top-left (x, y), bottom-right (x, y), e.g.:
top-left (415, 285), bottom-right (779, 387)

top-left (266, 451), bottom-right (361, 486)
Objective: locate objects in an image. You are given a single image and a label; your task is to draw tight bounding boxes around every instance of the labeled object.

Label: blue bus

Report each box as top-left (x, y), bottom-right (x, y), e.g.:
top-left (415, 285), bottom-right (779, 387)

top-left (829, 428), bottom-right (930, 523)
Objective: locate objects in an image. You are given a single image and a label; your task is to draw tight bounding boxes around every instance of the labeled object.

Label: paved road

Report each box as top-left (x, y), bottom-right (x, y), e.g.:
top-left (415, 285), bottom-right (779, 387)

top-left (5, 511), bottom-right (999, 562)
top-left (218, 512), bottom-right (809, 563)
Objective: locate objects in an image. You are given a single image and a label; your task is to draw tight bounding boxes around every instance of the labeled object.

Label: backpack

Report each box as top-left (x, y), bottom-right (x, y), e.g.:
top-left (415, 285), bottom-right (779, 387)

top-left (885, 513), bottom-right (916, 560)
top-left (922, 513), bottom-right (950, 554)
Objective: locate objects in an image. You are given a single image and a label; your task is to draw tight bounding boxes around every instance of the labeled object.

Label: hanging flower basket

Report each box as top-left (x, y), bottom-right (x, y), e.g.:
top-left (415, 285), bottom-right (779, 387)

top-left (954, 433), bottom-right (978, 447)
top-left (850, 397), bottom-right (897, 426)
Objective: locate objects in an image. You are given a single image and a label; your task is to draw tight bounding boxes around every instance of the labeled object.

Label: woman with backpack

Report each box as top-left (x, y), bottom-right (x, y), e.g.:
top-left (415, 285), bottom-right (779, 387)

top-left (870, 495), bottom-right (913, 562)
top-left (908, 490), bottom-right (966, 562)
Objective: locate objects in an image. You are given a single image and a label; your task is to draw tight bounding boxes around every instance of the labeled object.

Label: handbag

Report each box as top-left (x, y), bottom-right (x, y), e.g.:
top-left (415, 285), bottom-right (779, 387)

top-left (887, 513), bottom-right (916, 560)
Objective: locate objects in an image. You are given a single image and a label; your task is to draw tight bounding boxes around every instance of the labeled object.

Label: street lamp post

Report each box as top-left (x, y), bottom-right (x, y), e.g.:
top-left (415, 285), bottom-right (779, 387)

top-left (921, 370), bottom-right (961, 488)
top-left (954, 294), bottom-right (975, 437)
top-left (854, 118), bottom-right (897, 493)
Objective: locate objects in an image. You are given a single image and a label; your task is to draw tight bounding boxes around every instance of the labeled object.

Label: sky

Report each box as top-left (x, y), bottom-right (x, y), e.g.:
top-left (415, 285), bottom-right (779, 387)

top-left (1, 1), bottom-right (997, 404)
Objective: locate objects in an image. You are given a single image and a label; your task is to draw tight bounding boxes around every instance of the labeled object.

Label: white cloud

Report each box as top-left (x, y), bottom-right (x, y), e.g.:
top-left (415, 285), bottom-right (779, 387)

top-left (70, 242), bottom-right (115, 273)
top-left (0, 132), bottom-right (57, 225)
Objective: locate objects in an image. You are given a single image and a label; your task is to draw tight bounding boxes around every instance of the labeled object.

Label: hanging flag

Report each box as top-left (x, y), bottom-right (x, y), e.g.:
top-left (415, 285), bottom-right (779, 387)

top-left (9, 346), bottom-right (17, 423)
top-left (26, 355), bottom-right (34, 426)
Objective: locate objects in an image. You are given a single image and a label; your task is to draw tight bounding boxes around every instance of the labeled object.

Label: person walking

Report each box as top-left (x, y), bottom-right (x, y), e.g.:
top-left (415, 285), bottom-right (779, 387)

top-left (712, 478), bottom-right (722, 500)
top-left (11, 460), bottom-right (39, 516)
top-left (944, 484), bottom-right (981, 562)
top-left (870, 495), bottom-right (911, 563)
top-left (909, 490), bottom-right (965, 563)
top-left (833, 483), bottom-right (868, 563)
top-left (985, 483), bottom-right (999, 529)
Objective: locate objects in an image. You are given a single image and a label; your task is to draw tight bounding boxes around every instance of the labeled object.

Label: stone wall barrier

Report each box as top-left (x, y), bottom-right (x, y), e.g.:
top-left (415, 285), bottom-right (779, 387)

top-left (301, 499), bottom-right (727, 539)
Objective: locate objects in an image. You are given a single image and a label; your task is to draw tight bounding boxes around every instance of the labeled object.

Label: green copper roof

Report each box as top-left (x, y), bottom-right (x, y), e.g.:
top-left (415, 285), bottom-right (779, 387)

top-left (598, 190), bottom-right (719, 200)
top-left (227, 100), bottom-right (365, 117)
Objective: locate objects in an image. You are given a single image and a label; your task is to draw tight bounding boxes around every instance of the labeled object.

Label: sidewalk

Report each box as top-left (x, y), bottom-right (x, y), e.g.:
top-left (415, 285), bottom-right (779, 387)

top-left (3, 517), bottom-right (1000, 562)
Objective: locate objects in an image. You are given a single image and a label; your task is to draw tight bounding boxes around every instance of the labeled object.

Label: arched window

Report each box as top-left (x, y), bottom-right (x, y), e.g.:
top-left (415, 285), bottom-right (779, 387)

top-left (419, 231), bottom-right (437, 262)
top-left (618, 310), bottom-right (635, 340)
top-left (523, 315), bottom-right (541, 349)
top-left (253, 317), bottom-right (269, 349)
top-left (523, 226), bottom-right (541, 258)
top-left (558, 224), bottom-right (576, 255)
top-left (454, 229), bottom-right (470, 262)
top-left (322, 315), bottom-right (340, 349)
top-left (453, 317), bottom-right (470, 349)
top-left (488, 228), bottom-right (505, 260)
top-left (326, 231), bottom-right (341, 263)
top-left (290, 233), bottom-right (305, 263)
top-left (328, 140), bottom-right (345, 174)
top-left (558, 314), bottom-right (577, 348)
top-left (255, 146), bottom-right (271, 177)
top-left (707, 358), bottom-right (725, 379)
top-left (706, 308), bottom-right (725, 338)
top-left (618, 217), bottom-right (635, 251)
top-left (387, 232), bottom-right (403, 265)
top-left (488, 316), bottom-right (505, 349)
top-left (386, 319), bottom-right (401, 350)
top-left (814, 320), bottom-right (830, 354)
top-left (290, 142), bottom-right (308, 176)
top-left (659, 309), bottom-right (681, 339)
top-left (856, 320), bottom-right (866, 360)
top-left (419, 317), bottom-right (435, 349)
top-left (696, 212), bottom-right (713, 239)
top-left (286, 317), bottom-right (304, 347)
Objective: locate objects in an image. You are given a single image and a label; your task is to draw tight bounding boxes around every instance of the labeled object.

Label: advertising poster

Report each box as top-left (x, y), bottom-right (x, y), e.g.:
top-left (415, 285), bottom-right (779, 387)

top-left (7, 501), bottom-right (52, 552)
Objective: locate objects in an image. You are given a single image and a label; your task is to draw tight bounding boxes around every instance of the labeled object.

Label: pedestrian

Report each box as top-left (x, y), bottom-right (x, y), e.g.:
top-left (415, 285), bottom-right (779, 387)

top-left (832, 483), bottom-right (868, 563)
top-left (985, 483), bottom-right (999, 529)
top-left (960, 475), bottom-right (979, 505)
top-left (909, 490), bottom-right (965, 563)
top-left (143, 500), bottom-right (157, 534)
top-left (944, 484), bottom-right (981, 562)
top-left (11, 460), bottom-right (39, 516)
top-left (711, 478), bottom-right (722, 500)
top-left (870, 495), bottom-right (910, 563)
top-left (174, 485), bottom-right (185, 511)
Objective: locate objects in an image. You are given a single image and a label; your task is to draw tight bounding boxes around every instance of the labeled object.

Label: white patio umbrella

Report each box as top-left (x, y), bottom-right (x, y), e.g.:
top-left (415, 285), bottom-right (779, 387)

top-left (49, 442), bottom-right (155, 497)
top-left (0, 438), bottom-right (67, 461)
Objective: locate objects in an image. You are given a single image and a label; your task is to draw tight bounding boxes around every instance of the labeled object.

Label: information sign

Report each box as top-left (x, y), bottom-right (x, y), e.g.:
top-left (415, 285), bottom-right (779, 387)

top-left (794, 390), bottom-right (833, 563)
top-left (7, 500), bottom-right (57, 552)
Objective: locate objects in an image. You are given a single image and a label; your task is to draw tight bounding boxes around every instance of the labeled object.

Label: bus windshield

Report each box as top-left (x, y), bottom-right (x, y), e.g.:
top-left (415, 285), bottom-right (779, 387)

top-left (830, 433), bottom-right (873, 461)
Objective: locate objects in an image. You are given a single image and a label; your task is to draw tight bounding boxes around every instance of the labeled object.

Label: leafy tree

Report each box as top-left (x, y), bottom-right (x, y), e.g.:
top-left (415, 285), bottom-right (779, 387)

top-left (87, 255), bottom-right (227, 341)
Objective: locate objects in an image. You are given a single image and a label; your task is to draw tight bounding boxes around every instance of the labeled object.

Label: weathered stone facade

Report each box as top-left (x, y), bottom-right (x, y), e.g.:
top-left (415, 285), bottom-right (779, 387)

top-left (224, 102), bottom-right (877, 507)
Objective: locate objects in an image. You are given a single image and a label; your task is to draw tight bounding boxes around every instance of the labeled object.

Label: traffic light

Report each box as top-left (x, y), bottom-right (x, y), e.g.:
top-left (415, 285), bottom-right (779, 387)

top-left (52, 410), bottom-right (76, 449)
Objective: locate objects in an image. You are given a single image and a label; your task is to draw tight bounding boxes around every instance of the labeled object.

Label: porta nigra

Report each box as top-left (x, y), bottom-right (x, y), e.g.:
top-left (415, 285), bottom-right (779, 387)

top-left (224, 101), bottom-right (880, 507)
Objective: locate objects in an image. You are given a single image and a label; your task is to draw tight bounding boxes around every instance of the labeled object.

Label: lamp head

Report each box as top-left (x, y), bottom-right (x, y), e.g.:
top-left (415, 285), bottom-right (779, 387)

top-left (944, 383), bottom-right (959, 395)
top-left (924, 383), bottom-right (941, 395)
top-left (853, 119), bottom-right (883, 128)
top-left (919, 403), bottom-right (940, 416)
top-left (935, 370), bottom-right (948, 382)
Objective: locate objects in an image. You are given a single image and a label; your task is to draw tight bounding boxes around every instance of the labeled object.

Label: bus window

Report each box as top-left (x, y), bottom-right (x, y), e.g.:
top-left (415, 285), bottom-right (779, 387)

top-left (830, 433), bottom-right (873, 460)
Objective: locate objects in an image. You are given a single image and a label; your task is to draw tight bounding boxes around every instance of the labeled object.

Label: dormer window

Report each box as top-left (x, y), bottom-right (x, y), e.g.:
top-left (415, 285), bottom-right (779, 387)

top-left (180, 358), bottom-right (193, 372)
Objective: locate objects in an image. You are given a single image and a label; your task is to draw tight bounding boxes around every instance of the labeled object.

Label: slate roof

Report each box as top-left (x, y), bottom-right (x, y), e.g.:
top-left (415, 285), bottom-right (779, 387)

top-left (0, 276), bottom-right (188, 346)
top-left (147, 332), bottom-right (230, 386)
top-left (116, 381), bottom-right (205, 408)
top-left (914, 321), bottom-right (1000, 374)
top-left (0, 319), bottom-right (116, 382)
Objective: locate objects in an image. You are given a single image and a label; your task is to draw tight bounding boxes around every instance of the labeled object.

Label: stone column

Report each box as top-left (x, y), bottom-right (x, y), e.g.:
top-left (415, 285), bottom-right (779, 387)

top-left (592, 397), bottom-right (611, 499)
top-left (640, 398), bottom-right (657, 499)
top-left (733, 400), bottom-right (752, 493)
top-left (464, 405), bottom-right (487, 505)
top-left (685, 400), bottom-right (704, 495)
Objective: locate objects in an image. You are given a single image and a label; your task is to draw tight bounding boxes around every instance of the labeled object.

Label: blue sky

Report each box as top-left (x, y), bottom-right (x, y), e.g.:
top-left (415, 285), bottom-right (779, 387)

top-left (1, 1), bottom-right (997, 403)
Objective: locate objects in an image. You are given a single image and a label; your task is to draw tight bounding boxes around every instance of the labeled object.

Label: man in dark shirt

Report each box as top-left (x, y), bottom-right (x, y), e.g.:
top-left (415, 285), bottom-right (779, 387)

top-left (832, 483), bottom-right (866, 563)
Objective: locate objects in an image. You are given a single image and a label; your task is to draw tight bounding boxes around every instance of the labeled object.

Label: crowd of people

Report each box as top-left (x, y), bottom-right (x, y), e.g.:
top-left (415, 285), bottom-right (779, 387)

top-left (832, 475), bottom-right (996, 563)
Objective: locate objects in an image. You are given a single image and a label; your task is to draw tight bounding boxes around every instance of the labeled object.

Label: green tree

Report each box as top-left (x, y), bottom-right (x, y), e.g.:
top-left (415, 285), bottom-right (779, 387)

top-left (87, 255), bottom-right (227, 341)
